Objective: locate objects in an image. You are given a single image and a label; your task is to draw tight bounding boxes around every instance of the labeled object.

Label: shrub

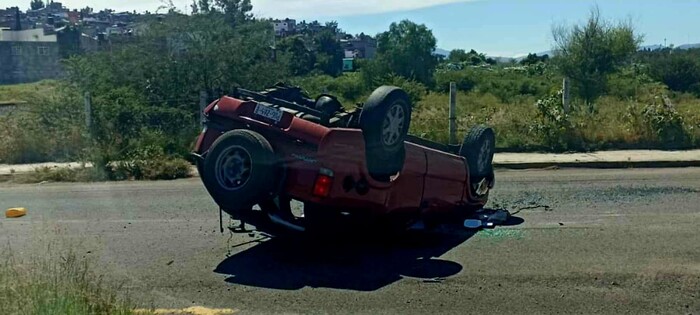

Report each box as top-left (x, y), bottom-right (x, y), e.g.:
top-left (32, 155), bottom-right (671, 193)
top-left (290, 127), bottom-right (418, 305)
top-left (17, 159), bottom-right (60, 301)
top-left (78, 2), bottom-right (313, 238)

top-left (112, 157), bottom-right (192, 181)
top-left (641, 101), bottom-right (688, 148)
top-left (648, 53), bottom-right (700, 93)
top-left (110, 145), bottom-right (192, 181)
top-left (530, 91), bottom-right (584, 151)
top-left (434, 70), bottom-right (477, 93)
top-left (380, 75), bottom-right (428, 104)
top-left (291, 73), bottom-right (367, 104)
top-left (28, 166), bottom-right (109, 183)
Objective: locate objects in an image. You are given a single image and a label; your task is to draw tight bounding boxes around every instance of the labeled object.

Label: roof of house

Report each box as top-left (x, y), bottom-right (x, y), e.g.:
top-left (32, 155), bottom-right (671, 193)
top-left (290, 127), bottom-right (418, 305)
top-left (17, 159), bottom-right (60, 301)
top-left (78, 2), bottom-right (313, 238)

top-left (0, 28), bottom-right (57, 42)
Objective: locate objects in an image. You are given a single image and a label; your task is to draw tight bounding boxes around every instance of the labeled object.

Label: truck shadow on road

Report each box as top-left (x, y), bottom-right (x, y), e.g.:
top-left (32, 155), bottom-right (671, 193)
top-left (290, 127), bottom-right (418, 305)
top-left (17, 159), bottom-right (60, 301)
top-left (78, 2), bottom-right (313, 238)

top-left (214, 215), bottom-right (524, 291)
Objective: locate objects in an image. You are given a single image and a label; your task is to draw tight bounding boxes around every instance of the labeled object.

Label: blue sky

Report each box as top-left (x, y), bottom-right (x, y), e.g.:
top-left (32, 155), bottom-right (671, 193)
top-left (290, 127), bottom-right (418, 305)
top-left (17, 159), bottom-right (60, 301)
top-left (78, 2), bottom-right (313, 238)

top-left (6, 0), bottom-right (700, 57)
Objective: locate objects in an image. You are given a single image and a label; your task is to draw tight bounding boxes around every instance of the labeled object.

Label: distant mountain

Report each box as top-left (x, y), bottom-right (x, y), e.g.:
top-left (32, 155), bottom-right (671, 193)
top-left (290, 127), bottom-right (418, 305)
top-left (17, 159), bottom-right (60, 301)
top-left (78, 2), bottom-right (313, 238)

top-left (640, 43), bottom-right (700, 51)
top-left (677, 43), bottom-right (700, 50)
top-left (434, 48), bottom-right (450, 57)
top-left (640, 44), bottom-right (664, 51)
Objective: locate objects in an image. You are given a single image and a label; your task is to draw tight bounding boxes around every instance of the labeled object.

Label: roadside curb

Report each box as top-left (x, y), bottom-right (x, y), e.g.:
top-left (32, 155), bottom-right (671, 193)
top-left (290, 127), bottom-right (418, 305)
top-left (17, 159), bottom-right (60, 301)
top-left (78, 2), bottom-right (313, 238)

top-left (493, 150), bottom-right (700, 169)
top-left (494, 160), bottom-right (700, 170)
top-left (2, 150), bottom-right (699, 176)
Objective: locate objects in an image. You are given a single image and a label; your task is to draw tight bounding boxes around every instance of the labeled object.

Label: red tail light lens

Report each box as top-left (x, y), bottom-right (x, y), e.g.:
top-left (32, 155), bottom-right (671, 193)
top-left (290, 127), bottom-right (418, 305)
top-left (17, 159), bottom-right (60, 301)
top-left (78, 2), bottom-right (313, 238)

top-left (313, 174), bottom-right (333, 198)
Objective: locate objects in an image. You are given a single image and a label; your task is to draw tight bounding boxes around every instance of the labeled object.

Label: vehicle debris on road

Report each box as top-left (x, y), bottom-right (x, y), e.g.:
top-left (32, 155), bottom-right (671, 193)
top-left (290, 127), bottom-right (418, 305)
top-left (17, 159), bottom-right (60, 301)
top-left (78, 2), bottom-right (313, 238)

top-left (5, 207), bottom-right (27, 218)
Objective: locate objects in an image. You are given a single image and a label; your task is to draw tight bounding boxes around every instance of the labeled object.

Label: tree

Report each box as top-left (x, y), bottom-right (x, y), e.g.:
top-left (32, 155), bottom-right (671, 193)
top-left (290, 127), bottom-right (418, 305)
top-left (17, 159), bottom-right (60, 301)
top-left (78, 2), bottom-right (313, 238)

top-left (30, 0), bottom-right (44, 10)
top-left (213, 0), bottom-right (252, 26)
top-left (646, 51), bottom-right (700, 93)
top-left (277, 35), bottom-right (315, 76)
top-left (553, 7), bottom-right (642, 109)
top-left (448, 49), bottom-right (468, 63)
top-left (520, 53), bottom-right (549, 66)
top-left (448, 49), bottom-right (489, 66)
top-left (375, 20), bottom-right (438, 85)
top-left (190, 0), bottom-right (199, 14)
top-left (197, 0), bottom-right (211, 13)
top-left (313, 27), bottom-right (344, 76)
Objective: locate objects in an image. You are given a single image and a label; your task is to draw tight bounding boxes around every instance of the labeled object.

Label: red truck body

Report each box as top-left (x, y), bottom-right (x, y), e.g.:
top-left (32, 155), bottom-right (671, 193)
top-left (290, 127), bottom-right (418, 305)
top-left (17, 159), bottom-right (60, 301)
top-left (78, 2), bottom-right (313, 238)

top-left (194, 95), bottom-right (490, 222)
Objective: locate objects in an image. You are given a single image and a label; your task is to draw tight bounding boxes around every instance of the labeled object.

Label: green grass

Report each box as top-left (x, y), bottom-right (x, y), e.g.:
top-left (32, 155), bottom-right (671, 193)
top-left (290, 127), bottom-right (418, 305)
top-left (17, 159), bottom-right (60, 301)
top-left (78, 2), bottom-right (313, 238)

top-left (0, 80), bottom-right (60, 104)
top-left (0, 244), bottom-right (137, 315)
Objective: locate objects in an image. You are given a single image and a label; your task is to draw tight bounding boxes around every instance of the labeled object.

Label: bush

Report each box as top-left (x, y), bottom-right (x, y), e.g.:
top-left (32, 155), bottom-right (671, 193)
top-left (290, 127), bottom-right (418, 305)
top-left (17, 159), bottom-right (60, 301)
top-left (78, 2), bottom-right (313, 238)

top-left (382, 75), bottom-right (428, 104)
top-left (111, 157), bottom-right (192, 181)
top-left (434, 70), bottom-right (477, 93)
top-left (291, 73), bottom-right (367, 104)
top-left (641, 101), bottom-right (688, 148)
top-left (530, 91), bottom-right (584, 151)
top-left (648, 52), bottom-right (700, 93)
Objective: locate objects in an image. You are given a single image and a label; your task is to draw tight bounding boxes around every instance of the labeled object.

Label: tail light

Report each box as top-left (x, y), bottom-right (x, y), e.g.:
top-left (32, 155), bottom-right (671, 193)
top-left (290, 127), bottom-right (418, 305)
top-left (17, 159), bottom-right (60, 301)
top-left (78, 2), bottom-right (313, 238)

top-left (312, 168), bottom-right (334, 198)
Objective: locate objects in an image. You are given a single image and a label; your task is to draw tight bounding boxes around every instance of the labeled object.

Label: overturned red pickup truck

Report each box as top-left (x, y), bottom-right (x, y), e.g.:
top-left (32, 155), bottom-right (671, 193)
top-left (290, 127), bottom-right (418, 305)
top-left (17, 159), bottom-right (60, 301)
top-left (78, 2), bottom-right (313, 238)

top-left (192, 84), bottom-right (495, 234)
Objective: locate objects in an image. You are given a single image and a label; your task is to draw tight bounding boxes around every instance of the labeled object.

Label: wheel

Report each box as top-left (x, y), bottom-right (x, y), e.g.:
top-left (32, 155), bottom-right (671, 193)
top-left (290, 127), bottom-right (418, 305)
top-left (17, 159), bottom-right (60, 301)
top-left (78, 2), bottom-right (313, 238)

top-left (201, 129), bottom-right (277, 212)
top-left (365, 146), bottom-right (405, 182)
top-left (315, 95), bottom-right (343, 118)
top-left (360, 86), bottom-right (412, 157)
top-left (459, 125), bottom-right (496, 179)
top-left (360, 86), bottom-right (411, 181)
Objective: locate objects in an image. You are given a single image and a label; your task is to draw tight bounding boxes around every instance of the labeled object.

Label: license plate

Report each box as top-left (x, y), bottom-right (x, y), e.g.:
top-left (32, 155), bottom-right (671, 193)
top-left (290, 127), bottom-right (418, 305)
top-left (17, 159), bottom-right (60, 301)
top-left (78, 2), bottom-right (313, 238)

top-left (254, 104), bottom-right (283, 123)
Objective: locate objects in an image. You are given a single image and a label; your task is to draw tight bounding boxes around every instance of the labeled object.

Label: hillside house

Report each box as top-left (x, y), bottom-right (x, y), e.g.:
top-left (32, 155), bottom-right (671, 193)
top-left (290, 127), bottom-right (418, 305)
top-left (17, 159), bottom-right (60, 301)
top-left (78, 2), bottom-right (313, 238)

top-left (273, 18), bottom-right (296, 36)
top-left (0, 28), bottom-right (62, 84)
top-left (341, 34), bottom-right (377, 59)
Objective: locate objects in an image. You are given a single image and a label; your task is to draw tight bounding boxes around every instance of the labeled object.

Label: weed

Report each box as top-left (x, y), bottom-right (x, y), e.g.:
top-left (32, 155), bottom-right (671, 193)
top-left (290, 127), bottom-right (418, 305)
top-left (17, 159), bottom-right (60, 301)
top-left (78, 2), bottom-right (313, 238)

top-left (0, 243), bottom-right (136, 315)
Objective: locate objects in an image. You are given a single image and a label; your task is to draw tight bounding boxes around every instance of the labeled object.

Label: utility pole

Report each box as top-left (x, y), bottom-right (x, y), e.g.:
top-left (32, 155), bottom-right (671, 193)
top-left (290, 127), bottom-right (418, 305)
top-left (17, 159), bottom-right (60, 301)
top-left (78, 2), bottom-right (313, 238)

top-left (199, 90), bottom-right (208, 127)
top-left (449, 82), bottom-right (457, 146)
top-left (84, 92), bottom-right (93, 138)
top-left (562, 78), bottom-right (571, 113)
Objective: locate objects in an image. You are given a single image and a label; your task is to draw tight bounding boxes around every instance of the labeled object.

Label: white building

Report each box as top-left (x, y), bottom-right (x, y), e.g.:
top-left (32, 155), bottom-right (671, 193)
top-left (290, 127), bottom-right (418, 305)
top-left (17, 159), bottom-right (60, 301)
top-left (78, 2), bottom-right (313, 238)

top-left (272, 18), bottom-right (296, 36)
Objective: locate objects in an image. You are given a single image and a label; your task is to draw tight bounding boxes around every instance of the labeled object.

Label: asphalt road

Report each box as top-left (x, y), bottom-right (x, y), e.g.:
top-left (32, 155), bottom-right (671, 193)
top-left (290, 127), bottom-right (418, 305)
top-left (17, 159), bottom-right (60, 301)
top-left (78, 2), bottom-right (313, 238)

top-left (1, 168), bottom-right (699, 314)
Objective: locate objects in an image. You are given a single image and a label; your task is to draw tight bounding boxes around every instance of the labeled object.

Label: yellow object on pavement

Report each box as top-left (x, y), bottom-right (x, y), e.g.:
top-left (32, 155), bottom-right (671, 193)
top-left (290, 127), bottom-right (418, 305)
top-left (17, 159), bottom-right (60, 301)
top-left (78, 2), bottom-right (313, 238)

top-left (5, 207), bottom-right (27, 218)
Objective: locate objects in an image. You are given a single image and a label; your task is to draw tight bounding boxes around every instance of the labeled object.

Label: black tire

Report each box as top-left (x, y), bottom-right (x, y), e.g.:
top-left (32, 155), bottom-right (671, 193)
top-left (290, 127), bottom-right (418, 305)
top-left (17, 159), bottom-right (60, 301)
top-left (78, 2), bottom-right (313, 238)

top-left (315, 95), bottom-right (343, 117)
top-left (360, 86), bottom-right (412, 158)
top-left (196, 160), bottom-right (205, 178)
top-left (202, 129), bottom-right (276, 212)
top-left (459, 125), bottom-right (496, 179)
top-left (366, 146), bottom-right (405, 182)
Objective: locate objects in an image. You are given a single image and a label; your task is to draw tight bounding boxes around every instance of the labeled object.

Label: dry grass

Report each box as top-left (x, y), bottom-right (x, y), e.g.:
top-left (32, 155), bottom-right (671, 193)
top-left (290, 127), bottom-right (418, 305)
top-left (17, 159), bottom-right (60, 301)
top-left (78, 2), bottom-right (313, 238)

top-left (413, 92), bottom-right (544, 150)
top-left (411, 91), bottom-right (700, 152)
top-left (0, 80), bottom-right (60, 104)
top-left (0, 243), bottom-right (138, 315)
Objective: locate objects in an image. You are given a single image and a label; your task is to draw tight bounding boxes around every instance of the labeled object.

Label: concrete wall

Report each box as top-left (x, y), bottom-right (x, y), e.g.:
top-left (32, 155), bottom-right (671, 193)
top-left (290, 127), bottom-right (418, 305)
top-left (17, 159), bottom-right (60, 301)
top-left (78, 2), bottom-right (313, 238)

top-left (0, 41), bottom-right (62, 84)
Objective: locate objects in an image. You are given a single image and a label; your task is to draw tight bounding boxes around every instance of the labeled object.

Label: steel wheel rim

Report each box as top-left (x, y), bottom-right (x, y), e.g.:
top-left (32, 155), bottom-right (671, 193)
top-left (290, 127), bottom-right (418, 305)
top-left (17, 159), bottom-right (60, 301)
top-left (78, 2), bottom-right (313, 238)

top-left (382, 103), bottom-right (406, 147)
top-left (215, 145), bottom-right (252, 191)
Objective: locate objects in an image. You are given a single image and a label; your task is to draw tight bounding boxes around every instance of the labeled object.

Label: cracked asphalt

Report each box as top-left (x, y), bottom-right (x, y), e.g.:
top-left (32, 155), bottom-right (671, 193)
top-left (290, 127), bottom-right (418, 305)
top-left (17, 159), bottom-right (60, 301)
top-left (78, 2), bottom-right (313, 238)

top-left (1, 168), bottom-right (699, 314)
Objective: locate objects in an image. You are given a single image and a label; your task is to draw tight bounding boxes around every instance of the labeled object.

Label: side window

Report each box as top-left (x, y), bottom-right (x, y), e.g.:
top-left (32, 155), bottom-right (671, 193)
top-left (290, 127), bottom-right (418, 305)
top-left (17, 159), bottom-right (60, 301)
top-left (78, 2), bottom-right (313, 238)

top-left (38, 46), bottom-right (49, 55)
top-left (11, 45), bottom-right (22, 55)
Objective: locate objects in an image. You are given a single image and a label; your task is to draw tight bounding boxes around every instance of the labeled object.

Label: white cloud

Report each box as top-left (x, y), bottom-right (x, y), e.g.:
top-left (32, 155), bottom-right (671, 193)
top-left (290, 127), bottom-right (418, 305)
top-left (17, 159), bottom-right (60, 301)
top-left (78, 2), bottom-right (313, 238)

top-left (251, 0), bottom-right (475, 18)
